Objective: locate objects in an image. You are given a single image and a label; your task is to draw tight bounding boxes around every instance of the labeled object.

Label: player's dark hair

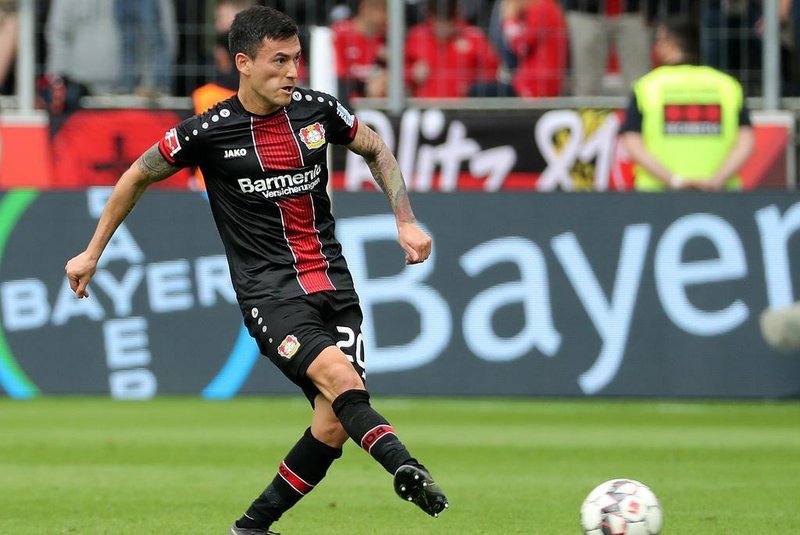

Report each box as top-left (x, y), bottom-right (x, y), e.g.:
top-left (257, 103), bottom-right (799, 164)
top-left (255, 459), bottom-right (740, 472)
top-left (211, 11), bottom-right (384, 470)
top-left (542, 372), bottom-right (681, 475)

top-left (658, 16), bottom-right (700, 64)
top-left (228, 6), bottom-right (299, 59)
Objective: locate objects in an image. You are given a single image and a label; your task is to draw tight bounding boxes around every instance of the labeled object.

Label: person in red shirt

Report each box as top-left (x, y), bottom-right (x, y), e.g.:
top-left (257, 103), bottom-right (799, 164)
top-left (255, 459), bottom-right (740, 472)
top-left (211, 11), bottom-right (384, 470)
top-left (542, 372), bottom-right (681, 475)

top-left (331, 0), bottom-right (387, 102)
top-left (500, 0), bottom-right (568, 97)
top-left (405, 0), bottom-right (500, 98)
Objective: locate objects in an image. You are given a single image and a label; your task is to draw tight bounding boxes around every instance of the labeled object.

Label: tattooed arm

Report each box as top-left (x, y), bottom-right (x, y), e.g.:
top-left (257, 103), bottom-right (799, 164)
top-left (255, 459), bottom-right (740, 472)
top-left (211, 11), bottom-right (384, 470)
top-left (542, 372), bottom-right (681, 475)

top-left (347, 123), bottom-right (432, 264)
top-left (347, 122), bottom-right (415, 223)
top-left (65, 144), bottom-right (179, 297)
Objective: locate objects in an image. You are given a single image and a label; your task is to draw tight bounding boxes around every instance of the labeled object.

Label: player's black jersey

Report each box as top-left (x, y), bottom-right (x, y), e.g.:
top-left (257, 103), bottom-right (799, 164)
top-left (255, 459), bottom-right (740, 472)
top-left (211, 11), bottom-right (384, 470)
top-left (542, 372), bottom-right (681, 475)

top-left (157, 88), bottom-right (359, 305)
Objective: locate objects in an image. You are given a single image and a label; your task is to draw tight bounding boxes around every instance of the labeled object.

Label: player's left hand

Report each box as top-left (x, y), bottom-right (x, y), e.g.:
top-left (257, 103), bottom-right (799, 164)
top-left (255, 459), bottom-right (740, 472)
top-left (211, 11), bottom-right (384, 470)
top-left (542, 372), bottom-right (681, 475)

top-left (397, 221), bottom-right (431, 265)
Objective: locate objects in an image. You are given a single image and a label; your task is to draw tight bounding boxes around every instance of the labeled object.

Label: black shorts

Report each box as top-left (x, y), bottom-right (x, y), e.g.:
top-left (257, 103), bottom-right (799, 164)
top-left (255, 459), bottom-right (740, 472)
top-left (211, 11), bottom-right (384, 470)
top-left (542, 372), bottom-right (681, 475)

top-left (242, 290), bottom-right (366, 403)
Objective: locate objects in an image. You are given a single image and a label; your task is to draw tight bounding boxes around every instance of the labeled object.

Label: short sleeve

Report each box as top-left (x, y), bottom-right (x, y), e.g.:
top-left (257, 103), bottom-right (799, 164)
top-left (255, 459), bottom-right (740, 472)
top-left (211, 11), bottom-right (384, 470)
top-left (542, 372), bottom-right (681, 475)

top-left (324, 96), bottom-right (360, 145)
top-left (157, 114), bottom-right (206, 168)
top-left (618, 92), bottom-right (643, 134)
top-left (739, 101), bottom-right (751, 127)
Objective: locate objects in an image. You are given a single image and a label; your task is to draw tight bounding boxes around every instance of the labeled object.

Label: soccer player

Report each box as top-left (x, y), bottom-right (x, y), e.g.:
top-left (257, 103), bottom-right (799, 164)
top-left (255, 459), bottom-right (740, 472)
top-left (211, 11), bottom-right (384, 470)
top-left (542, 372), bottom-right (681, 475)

top-left (64, 6), bottom-right (448, 535)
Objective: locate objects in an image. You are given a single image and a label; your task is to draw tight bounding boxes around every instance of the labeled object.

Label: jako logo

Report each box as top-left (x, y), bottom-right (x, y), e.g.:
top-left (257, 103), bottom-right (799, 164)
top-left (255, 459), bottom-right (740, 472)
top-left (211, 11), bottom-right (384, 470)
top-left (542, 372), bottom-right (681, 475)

top-left (224, 148), bottom-right (247, 159)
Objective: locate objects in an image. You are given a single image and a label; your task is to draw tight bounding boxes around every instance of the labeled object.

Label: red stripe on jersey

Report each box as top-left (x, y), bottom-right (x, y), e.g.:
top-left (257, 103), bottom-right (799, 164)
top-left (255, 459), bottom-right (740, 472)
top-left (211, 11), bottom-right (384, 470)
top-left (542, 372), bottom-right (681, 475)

top-left (360, 424), bottom-right (396, 453)
top-left (278, 195), bottom-right (336, 294)
top-left (278, 461), bottom-right (314, 495)
top-left (252, 109), bottom-right (333, 294)
top-left (251, 109), bottom-right (304, 169)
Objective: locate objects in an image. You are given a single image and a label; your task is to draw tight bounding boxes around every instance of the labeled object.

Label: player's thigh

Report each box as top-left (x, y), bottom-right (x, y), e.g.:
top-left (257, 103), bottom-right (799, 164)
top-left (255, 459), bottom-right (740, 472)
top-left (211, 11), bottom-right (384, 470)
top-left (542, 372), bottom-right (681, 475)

top-left (325, 298), bottom-right (366, 382)
top-left (242, 299), bottom-right (333, 386)
top-left (306, 345), bottom-right (365, 402)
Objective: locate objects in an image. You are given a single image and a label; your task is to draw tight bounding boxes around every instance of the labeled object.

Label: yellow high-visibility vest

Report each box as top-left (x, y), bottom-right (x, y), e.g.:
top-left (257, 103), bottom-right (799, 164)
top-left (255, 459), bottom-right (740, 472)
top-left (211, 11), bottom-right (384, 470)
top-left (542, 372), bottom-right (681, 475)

top-left (632, 64), bottom-right (744, 191)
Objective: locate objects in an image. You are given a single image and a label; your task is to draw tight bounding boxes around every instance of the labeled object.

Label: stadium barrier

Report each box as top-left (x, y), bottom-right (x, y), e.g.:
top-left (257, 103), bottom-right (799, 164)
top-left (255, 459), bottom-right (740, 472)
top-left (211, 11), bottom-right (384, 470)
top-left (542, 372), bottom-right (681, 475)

top-left (1, 190), bottom-right (799, 399)
top-left (332, 108), bottom-right (795, 191)
top-left (0, 107), bottom-right (795, 190)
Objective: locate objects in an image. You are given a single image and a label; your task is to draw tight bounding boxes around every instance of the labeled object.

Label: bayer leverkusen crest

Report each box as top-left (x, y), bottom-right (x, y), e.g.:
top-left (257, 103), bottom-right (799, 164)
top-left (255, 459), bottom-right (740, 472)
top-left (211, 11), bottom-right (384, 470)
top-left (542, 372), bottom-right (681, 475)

top-left (278, 335), bottom-right (301, 359)
top-left (299, 123), bottom-right (326, 150)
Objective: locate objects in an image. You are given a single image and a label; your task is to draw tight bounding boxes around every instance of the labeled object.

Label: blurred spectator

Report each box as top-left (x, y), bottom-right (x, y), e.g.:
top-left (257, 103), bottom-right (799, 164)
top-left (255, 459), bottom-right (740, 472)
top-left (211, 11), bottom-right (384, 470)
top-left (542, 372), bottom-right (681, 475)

top-left (114, 0), bottom-right (178, 96)
top-left (329, 0), bottom-right (426, 25)
top-left (215, 0), bottom-right (255, 33)
top-left (272, 0), bottom-right (332, 26)
top-left (619, 17), bottom-right (755, 192)
top-left (191, 31), bottom-right (236, 191)
top-left (405, 0), bottom-right (427, 25)
top-left (189, 32), bottom-right (236, 191)
top-left (193, 32), bottom-right (238, 113)
top-left (563, 0), bottom-right (651, 95)
top-left (192, 0), bottom-right (254, 113)
top-left (0, 0), bottom-right (17, 94)
top-left (702, 0), bottom-right (797, 95)
top-left (329, 3), bottom-right (353, 24)
top-left (332, 0), bottom-right (388, 101)
top-left (701, 0), bottom-right (762, 93)
top-left (486, 0), bottom-right (518, 93)
top-left (645, 0), bottom-right (700, 21)
top-left (191, 0), bottom-right (254, 191)
top-left (460, 0), bottom-right (494, 26)
top-left (45, 0), bottom-right (120, 98)
top-left (171, 0), bottom-right (209, 96)
top-left (474, 0), bottom-right (567, 97)
top-left (405, 0), bottom-right (500, 98)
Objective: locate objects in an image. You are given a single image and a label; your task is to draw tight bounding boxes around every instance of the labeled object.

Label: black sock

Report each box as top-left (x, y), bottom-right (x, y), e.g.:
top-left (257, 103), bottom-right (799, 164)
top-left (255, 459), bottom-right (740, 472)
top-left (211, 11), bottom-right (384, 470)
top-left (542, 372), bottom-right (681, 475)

top-left (332, 389), bottom-right (418, 475)
top-left (236, 427), bottom-right (342, 529)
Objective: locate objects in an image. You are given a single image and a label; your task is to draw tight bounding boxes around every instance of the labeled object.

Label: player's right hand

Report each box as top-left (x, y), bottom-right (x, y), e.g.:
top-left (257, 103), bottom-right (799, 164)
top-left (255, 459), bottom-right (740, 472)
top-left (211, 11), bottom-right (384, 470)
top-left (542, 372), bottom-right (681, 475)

top-left (65, 251), bottom-right (98, 298)
top-left (397, 221), bottom-right (432, 265)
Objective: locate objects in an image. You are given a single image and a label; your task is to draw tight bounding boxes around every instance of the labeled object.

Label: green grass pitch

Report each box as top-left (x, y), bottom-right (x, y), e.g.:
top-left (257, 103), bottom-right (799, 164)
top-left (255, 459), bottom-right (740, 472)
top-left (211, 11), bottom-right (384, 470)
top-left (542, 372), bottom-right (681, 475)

top-left (1, 397), bottom-right (799, 534)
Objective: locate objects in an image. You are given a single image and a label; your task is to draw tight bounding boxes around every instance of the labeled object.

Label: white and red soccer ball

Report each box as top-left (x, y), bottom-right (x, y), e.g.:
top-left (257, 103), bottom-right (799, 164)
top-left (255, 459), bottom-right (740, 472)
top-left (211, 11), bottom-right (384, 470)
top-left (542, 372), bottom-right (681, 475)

top-left (580, 478), bottom-right (663, 535)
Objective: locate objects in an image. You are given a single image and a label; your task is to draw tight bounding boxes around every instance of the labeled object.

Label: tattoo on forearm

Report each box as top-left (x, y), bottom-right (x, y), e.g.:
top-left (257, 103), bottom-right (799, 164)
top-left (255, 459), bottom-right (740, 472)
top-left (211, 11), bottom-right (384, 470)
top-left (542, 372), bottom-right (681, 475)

top-left (360, 129), bottom-right (416, 223)
top-left (123, 189), bottom-right (144, 219)
top-left (136, 144), bottom-right (178, 183)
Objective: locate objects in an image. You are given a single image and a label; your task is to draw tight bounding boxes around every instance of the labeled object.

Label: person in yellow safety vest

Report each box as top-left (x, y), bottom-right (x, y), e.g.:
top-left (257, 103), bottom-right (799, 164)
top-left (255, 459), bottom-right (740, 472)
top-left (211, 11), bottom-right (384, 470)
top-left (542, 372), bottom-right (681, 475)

top-left (193, 1), bottom-right (252, 115)
top-left (619, 17), bottom-right (755, 192)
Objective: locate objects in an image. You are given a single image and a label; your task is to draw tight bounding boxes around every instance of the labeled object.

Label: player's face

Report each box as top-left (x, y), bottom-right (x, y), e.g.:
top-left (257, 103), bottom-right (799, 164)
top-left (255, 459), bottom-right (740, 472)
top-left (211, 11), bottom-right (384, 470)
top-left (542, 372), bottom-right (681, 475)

top-left (240, 35), bottom-right (302, 112)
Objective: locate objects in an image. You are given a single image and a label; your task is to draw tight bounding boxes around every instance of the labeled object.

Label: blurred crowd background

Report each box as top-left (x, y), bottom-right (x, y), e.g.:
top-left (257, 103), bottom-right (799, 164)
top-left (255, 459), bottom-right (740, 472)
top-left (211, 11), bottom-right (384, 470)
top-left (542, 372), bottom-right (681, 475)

top-left (0, 0), bottom-right (796, 108)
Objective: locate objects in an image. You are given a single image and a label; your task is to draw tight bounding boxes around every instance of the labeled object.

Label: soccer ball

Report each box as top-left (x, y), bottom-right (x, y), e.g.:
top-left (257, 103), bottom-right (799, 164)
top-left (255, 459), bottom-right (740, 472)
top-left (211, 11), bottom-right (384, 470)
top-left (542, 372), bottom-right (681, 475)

top-left (579, 478), bottom-right (663, 535)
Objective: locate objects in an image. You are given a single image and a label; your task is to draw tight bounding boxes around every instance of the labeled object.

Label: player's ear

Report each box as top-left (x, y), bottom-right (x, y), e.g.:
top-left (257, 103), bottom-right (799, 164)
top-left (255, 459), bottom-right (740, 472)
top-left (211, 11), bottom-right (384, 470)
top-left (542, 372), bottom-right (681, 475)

top-left (235, 52), bottom-right (251, 76)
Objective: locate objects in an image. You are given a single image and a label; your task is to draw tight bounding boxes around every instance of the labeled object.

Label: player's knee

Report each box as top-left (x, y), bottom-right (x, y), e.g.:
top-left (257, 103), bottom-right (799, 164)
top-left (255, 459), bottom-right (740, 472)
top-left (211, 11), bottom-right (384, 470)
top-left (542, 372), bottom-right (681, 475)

top-left (312, 420), bottom-right (348, 448)
top-left (308, 349), bottom-right (364, 397)
top-left (327, 368), bottom-right (364, 398)
top-left (325, 373), bottom-right (364, 401)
